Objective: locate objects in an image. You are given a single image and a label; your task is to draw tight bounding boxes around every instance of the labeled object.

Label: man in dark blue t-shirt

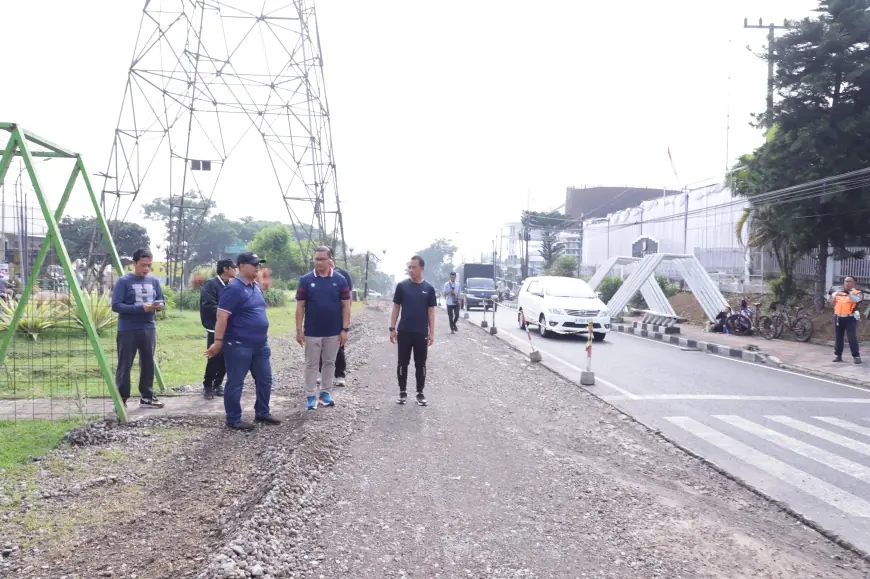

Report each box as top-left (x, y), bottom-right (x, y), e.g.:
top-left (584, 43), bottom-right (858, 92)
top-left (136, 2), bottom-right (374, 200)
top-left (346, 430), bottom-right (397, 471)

top-left (390, 255), bottom-right (437, 406)
top-left (296, 246), bottom-right (352, 410)
top-left (205, 252), bottom-right (279, 431)
top-left (111, 248), bottom-right (165, 409)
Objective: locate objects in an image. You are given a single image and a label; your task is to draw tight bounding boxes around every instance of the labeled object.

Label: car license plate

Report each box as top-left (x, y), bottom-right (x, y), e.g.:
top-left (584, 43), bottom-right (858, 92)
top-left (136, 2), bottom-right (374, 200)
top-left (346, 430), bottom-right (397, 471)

top-left (575, 318), bottom-right (589, 325)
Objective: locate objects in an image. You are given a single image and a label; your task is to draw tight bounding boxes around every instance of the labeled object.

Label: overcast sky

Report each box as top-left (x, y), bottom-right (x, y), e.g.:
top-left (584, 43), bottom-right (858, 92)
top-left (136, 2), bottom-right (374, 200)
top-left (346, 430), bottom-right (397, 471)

top-left (1, 0), bottom-right (817, 279)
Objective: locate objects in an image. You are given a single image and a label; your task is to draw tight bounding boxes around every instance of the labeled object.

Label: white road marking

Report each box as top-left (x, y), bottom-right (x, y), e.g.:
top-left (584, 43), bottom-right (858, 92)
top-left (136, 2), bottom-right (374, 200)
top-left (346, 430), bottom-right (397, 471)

top-left (665, 416), bottom-right (870, 517)
top-left (600, 394), bottom-right (870, 403)
top-left (767, 416), bottom-right (870, 457)
top-left (493, 325), bottom-right (638, 399)
top-left (715, 415), bottom-right (870, 483)
top-left (610, 325), bottom-right (870, 394)
top-left (813, 417), bottom-right (870, 439)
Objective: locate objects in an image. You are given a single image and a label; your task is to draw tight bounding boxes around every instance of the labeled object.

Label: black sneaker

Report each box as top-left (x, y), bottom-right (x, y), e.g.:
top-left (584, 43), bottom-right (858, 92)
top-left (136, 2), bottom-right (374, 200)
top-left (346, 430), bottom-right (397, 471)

top-left (203, 387), bottom-right (215, 401)
top-left (833, 356), bottom-right (843, 363)
top-left (416, 393), bottom-right (428, 407)
top-left (214, 386), bottom-right (224, 397)
top-left (140, 397), bottom-right (165, 409)
top-left (227, 422), bottom-right (255, 431)
top-left (397, 392), bottom-right (408, 405)
top-left (255, 415), bottom-right (281, 425)
top-left (856, 357), bottom-right (863, 365)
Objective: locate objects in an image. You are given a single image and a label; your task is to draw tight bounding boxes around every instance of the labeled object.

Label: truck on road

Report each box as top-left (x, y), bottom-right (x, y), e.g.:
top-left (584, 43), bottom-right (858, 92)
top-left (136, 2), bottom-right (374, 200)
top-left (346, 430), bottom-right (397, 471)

top-left (457, 263), bottom-right (499, 311)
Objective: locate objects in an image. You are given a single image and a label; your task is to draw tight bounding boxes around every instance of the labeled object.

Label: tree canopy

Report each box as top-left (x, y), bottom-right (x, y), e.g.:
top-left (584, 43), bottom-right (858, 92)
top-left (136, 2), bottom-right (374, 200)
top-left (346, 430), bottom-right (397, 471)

top-left (58, 216), bottom-right (150, 266)
top-left (733, 0), bottom-right (870, 307)
top-left (414, 238), bottom-right (458, 285)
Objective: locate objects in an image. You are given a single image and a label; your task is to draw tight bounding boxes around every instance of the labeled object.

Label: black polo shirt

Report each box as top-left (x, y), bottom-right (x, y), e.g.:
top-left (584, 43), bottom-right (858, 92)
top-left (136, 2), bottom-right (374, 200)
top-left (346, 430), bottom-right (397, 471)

top-left (393, 278), bottom-right (437, 334)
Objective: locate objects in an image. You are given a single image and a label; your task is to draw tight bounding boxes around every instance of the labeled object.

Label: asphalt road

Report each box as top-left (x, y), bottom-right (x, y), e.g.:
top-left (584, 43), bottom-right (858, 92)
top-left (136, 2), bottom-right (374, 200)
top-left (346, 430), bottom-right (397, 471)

top-left (454, 302), bottom-right (870, 556)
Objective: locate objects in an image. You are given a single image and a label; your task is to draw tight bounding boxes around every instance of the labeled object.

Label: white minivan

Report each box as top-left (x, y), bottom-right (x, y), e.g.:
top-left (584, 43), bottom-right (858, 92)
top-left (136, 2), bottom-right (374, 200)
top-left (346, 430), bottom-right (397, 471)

top-left (517, 276), bottom-right (611, 340)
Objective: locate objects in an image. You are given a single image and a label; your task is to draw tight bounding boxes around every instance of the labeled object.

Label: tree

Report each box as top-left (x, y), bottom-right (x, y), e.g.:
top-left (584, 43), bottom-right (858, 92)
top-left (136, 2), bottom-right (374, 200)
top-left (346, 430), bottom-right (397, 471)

top-left (733, 0), bottom-right (870, 308)
top-left (546, 255), bottom-right (577, 277)
top-left (59, 216), bottom-right (151, 290)
top-left (246, 224), bottom-right (306, 280)
top-left (538, 230), bottom-right (566, 267)
top-left (521, 210), bottom-right (574, 274)
top-left (415, 238), bottom-right (458, 285)
top-left (58, 217), bottom-right (151, 266)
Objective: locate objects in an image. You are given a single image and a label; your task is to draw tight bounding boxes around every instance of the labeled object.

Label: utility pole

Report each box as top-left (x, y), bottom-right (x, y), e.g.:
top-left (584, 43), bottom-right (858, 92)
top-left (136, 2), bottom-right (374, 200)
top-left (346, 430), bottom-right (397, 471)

top-left (362, 249), bottom-right (385, 299)
top-left (743, 17), bottom-right (790, 126)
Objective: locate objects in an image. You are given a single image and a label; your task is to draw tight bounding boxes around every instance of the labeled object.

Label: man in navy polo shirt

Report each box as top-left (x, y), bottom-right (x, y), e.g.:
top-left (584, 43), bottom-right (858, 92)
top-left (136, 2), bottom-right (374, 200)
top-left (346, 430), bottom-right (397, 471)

top-left (205, 252), bottom-right (280, 431)
top-left (296, 246), bottom-right (352, 410)
top-left (390, 255), bottom-right (437, 406)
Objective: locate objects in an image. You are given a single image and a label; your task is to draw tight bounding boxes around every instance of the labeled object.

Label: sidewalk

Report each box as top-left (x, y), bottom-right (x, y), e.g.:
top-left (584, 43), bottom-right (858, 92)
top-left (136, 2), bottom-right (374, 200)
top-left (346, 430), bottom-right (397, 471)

top-left (624, 315), bottom-right (870, 388)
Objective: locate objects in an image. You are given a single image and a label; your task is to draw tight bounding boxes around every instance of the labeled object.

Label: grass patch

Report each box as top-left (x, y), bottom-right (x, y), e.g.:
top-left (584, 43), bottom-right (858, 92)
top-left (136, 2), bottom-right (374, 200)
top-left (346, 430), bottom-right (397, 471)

top-left (0, 301), bottom-right (370, 399)
top-left (0, 419), bottom-right (82, 472)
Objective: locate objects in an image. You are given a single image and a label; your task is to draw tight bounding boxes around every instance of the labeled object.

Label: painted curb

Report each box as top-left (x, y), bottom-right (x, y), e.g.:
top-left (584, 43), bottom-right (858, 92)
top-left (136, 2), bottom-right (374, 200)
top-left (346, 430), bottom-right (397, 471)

top-left (613, 323), bottom-right (767, 363)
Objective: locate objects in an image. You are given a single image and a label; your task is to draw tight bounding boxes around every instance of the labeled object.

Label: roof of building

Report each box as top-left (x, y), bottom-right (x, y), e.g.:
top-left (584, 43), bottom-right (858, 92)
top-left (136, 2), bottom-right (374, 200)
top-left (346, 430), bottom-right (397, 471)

top-left (565, 186), bottom-right (682, 219)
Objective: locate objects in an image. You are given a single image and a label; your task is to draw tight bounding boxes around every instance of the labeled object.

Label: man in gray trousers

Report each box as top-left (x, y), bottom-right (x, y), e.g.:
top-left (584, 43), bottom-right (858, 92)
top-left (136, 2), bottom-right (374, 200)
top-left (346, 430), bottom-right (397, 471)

top-left (295, 246), bottom-right (352, 410)
top-left (111, 248), bottom-right (165, 409)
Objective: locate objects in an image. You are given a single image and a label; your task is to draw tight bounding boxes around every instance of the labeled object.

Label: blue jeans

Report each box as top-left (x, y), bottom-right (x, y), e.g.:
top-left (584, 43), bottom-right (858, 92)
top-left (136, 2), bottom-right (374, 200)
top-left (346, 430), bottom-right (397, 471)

top-left (223, 341), bottom-right (273, 425)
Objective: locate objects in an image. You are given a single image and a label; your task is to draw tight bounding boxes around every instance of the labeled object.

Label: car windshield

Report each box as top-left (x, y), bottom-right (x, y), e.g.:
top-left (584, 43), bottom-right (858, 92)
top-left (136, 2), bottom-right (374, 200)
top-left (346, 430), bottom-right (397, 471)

top-left (467, 278), bottom-right (494, 289)
top-left (545, 279), bottom-right (596, 298)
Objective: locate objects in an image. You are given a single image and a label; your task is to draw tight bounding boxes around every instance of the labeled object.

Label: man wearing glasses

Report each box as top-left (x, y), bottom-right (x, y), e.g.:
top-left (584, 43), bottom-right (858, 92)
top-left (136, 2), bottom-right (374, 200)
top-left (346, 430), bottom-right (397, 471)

top-left (205, 252), bottom-right (280, 430)
top-left (296, 246), bottom-right (352, 410)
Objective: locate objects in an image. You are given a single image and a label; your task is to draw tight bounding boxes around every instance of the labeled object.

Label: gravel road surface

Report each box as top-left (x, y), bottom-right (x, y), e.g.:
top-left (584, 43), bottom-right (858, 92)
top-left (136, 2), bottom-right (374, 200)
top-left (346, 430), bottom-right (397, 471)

top-left (285, 311), bottom-right (869, 579)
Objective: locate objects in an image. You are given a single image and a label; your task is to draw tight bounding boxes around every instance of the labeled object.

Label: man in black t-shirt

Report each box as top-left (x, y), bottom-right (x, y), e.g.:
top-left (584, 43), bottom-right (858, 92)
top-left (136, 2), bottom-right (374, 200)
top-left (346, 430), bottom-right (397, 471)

top-left (390, 255), bottom-right (437, 406)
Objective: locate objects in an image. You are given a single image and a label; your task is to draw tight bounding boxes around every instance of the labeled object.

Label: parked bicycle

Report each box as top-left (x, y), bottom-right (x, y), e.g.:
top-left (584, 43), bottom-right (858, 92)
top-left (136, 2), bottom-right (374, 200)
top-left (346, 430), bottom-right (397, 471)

top-left (767, 302), bottom-right (813, 342)
top-left (725, 298), bottom-right (775, 338)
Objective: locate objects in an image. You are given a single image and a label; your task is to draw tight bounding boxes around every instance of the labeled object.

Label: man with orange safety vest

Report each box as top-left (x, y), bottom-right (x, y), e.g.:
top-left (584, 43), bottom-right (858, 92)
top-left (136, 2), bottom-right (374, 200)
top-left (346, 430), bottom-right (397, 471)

top-left (828, 276), bottom-right (864, 364)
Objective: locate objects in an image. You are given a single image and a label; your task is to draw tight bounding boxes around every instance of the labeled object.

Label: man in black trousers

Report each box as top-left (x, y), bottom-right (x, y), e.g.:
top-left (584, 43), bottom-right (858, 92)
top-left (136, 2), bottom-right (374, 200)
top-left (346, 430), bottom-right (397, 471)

top-left (390, 255), bottom-right (436, 406)
top-left (200, 258), bottom-right (238, 400)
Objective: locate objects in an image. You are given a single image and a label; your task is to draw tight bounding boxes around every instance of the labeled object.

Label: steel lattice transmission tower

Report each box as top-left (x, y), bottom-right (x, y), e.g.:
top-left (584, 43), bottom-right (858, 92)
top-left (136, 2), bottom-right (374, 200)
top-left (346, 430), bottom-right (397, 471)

top-left (96, 0), bottom-right (346, 287)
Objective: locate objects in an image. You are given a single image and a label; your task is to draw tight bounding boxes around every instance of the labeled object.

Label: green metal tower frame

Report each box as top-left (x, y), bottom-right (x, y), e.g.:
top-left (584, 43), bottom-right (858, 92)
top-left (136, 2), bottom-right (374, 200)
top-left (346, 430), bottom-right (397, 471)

top-left (0, 122), bottom-right (167, 423)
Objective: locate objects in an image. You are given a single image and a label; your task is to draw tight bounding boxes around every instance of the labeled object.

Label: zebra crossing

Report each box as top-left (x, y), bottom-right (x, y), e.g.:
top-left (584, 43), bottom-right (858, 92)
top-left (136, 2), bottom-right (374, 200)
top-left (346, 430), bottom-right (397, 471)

top-left (665, 415), bottom-right (870, 518)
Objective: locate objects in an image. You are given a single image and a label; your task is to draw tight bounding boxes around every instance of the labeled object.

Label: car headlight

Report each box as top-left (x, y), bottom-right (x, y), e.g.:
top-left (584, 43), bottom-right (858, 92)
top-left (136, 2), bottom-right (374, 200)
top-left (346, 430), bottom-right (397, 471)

top-left (600, 309), bottom-right (609, 317)
top-left (548, 307), bottom-right (565, 315)
top-left (491, 294), bottom-right (498, 299)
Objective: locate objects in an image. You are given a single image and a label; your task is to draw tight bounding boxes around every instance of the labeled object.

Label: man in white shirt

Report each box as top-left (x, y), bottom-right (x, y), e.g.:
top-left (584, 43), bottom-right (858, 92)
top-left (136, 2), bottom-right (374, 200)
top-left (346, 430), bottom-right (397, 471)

top-left (443, 271), bottom-right (461, 334)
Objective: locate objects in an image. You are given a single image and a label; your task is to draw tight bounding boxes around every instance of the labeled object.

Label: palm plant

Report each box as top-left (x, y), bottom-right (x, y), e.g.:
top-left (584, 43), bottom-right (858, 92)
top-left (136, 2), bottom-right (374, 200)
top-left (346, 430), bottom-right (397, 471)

top-left (0, 297), bottom-right (60, 341)
top-left (66, 290), bottom-right (118, 335)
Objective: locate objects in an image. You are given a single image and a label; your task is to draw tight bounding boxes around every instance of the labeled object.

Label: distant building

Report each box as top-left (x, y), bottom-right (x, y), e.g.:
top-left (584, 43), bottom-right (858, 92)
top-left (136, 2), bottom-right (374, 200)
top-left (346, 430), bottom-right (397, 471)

top-left (565, 186), bottom-right (682, 221)
top-left (564, 186), bottom-right (682, 267)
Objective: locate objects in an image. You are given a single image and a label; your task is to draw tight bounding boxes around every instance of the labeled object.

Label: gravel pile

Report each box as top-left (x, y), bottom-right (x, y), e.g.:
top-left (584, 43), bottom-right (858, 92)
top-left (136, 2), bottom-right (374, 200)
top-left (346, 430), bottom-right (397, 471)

top-left (196, 309), bottom-right (382, 579)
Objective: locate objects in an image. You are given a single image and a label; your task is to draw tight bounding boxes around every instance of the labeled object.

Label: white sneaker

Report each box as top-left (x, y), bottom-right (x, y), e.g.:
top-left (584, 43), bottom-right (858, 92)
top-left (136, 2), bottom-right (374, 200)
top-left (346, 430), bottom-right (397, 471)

top-left (316, 376), bottom-right (322, 386)
top-left (334, 377), bottom-right (347, 387)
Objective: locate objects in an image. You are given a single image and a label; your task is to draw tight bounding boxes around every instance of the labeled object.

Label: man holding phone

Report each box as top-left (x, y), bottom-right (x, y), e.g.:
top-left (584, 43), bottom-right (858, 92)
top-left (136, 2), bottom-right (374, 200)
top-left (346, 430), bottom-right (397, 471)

top-left (112, 248), bottom-right (166, 408)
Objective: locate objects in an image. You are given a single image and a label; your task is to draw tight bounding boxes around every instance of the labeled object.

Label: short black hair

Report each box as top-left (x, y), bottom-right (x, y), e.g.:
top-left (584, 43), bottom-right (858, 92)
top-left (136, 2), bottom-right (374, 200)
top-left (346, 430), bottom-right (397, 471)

top-left (449, 271), bottom-right (456, 275)
top-left (217, 258), bottom-right (235, 275)
top-left (314, 245), bottom-right (332, 256)
top-left (411, 255), bottom-right (425, 268)
top-left (132, 249), bottom-right (152, 262)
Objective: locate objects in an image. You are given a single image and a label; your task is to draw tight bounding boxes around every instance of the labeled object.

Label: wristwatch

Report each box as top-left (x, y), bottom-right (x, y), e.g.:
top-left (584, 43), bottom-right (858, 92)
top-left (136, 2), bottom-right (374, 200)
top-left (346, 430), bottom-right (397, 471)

top-left (342, 327), bottom-right (350, 332)
top-left (389, 327), bottom-right (396, 332)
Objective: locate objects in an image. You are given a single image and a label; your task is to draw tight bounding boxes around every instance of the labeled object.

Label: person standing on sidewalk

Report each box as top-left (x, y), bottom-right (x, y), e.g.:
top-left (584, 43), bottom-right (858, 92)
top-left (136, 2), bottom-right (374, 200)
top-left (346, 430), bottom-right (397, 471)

top-left (390, 255), bottom-right (437, 406)
top-left (112, 248), bottom-right (165, 409)
top-left (317, 248), bottom-right (353, 388)
top-left (205, 252), bottom-right (280, 431)
top-left (200, 258), bottom-right (238, 400)
top-left (443, 271), bottom-right (460, 334)
top-left (829, 276), bottom-right (864, 364)
top-left (296, 246), bottom-right (352, 410)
